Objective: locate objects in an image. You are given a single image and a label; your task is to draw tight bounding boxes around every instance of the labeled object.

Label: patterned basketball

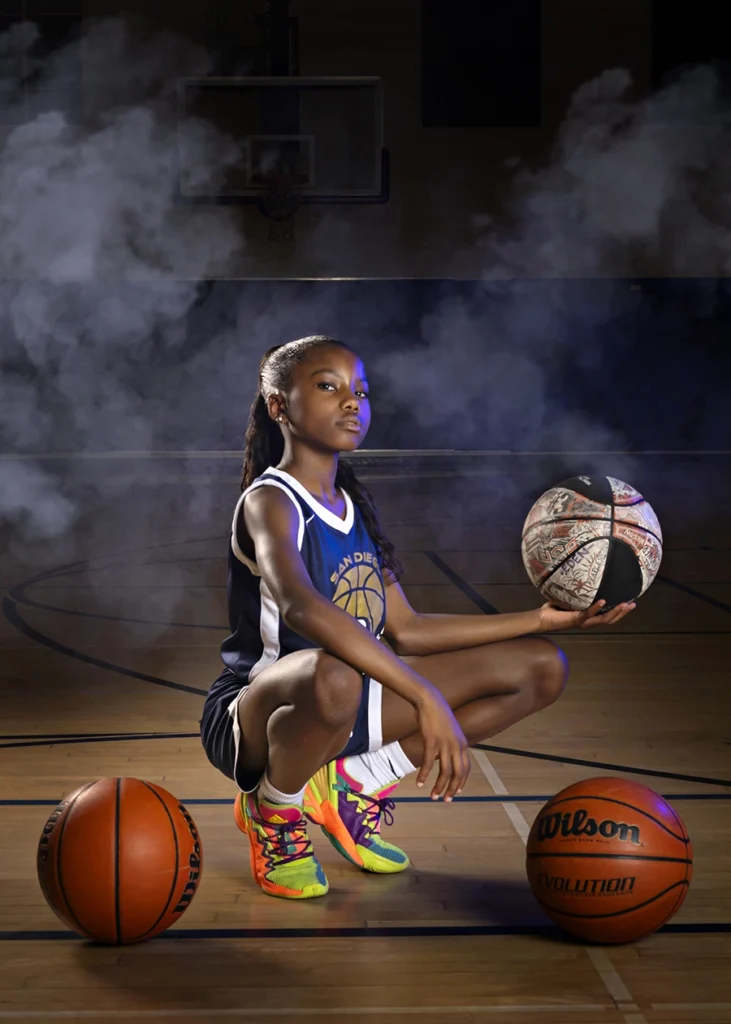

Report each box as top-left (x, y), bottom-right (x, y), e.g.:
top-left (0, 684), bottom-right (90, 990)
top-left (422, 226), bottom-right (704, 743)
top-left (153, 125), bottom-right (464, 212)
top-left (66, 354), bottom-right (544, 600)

top-left (521, 475), bottom-right (662, 611)
top-left (526, 777), bottom-right (692, 944)
top-left (37, 777), bottom-right (202, 944)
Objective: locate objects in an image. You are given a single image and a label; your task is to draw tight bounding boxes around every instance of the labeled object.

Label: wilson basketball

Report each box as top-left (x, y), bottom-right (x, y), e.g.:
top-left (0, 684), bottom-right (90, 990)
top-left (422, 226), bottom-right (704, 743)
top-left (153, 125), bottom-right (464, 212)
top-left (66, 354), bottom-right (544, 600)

top-left (521, 475), bottom-right (663, 611)
top-left (526, 777), bottom-right (692, 944)
top-left (37, 777), bottom-right (202, 944)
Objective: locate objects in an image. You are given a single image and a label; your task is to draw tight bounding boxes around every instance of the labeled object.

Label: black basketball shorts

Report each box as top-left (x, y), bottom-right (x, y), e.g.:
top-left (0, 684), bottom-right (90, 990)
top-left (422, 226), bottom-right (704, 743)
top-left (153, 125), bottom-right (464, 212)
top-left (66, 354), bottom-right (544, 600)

top-left (199, 666), bottom-right (384, 793)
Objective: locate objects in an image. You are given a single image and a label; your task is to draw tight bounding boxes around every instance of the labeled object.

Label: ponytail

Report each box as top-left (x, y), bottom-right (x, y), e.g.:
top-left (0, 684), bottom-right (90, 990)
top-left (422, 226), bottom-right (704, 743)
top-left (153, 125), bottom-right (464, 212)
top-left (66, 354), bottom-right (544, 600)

top-left (336, 460), bottom-right (403, 583)
top-left (240, 393), bottom-right (284, 491)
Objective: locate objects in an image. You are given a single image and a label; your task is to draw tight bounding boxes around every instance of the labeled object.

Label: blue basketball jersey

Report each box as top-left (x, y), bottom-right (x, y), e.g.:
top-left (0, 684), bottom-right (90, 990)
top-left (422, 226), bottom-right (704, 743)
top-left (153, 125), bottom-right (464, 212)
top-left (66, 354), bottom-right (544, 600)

top-left (219, 467), bottom-right (387, 685)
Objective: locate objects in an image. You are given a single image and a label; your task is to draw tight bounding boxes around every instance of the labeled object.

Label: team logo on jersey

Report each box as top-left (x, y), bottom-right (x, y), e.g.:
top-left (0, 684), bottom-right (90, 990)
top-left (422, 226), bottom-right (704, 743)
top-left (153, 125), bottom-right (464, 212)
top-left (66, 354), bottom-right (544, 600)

top-left (331, 551), bottom-right (385, 635)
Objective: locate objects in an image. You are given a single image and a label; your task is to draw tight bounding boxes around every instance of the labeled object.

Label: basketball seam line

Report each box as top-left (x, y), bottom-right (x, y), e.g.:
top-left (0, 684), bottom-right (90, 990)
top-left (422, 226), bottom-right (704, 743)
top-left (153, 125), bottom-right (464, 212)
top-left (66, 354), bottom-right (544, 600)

top-left (536, 535), bottom-right (616, 589)
top-left (135, 781), bottom-right (181, 944)
top-left (534, 879), bottom-right (689, 920)
top-left (526, 853), bottom-right (691, 863)
top-left (524, 511), bottom-right (652, 542)
top-left (524, 514), bottom-right (659, 547)
top-left (53, 783), bottom-right (95, 941)
top-left (601, 497), bottom-right (616, 605)
top-left (114, 779), bottom-right (121, 945)
top-left (523, 513), bottom-right (612, 542)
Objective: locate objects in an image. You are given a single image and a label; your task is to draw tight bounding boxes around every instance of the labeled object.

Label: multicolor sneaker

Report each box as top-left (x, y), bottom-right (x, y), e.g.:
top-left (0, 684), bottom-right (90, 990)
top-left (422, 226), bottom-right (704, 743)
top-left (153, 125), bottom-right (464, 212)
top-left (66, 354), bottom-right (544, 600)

top-left (233, 791), bottom-right (329, 899)
top-left (304, 758), bottom-right (410, 874)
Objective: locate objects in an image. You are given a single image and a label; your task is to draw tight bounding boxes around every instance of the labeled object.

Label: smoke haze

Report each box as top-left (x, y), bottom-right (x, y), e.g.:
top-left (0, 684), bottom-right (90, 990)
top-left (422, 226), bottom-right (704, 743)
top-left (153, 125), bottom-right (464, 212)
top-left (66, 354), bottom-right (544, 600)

top-left (0, 13), bottom-right (729, 587)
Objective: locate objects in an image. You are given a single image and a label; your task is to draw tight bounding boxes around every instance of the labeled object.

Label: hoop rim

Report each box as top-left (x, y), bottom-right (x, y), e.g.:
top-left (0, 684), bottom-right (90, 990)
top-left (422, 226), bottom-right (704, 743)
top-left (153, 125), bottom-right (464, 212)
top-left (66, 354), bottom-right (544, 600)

top-left (253, 173), bottom-right (308, 221)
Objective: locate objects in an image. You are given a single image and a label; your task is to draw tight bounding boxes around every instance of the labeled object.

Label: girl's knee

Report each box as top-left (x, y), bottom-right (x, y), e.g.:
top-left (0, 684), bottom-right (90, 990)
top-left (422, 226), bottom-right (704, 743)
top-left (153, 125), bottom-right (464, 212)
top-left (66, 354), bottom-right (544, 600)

top-left (526, 637), bottom-right (569, 708)
top-left (310, 651), bottom-right (363, 727)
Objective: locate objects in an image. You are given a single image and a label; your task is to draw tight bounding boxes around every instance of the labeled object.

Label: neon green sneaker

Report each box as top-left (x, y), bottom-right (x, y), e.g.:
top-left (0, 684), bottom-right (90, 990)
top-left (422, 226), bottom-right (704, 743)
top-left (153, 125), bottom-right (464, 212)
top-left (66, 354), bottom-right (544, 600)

top-left (234, 791), bottom-right (329, 899)
top-left (304, 758), bottom-right (410, 874)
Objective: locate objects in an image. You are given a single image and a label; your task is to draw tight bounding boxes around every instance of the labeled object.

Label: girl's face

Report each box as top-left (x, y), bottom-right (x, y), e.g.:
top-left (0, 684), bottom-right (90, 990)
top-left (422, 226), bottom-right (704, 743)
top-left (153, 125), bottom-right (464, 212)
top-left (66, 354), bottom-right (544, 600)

top-left (280, 345), bottom-right (371, 453)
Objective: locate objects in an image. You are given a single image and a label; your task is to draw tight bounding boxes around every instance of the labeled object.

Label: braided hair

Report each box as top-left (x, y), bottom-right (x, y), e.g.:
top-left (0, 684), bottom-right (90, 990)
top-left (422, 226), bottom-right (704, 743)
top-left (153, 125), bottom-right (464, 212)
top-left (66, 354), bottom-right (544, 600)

top-left (240, 335), bottom-right (403, 582)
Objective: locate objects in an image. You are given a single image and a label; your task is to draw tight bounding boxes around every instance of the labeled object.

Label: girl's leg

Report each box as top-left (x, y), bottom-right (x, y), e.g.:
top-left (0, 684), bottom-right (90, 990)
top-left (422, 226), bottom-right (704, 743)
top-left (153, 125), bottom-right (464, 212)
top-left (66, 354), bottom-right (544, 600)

top-left (380, 636), bottom-right (568, 771)
top-left (231, 649), bottom-right (365, 900)
top-left (301, 638), bottom-right (568, 877)
top-left (235, 648), bottom-right (364, 795)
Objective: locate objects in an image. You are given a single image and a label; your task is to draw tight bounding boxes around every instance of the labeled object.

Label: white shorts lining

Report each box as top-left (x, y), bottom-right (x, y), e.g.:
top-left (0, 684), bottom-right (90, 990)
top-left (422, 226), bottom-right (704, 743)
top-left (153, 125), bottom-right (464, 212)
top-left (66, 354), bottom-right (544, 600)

top-left (226, 676), bottom-right (384, 792)
top-left (227, 684), bottom-right (261, 794)
top-left (367, 678), bottom-right (384, 751)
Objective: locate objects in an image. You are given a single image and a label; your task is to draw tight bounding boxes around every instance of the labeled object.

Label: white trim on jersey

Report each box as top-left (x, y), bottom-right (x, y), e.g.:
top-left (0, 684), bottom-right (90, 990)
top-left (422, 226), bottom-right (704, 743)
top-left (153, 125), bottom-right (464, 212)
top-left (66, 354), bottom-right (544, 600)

top-left (228, 476), bottom-right (307, 684)
top-left (249, 579), bottom-right (281, 682)
top-left (266, 466), bottom-right (354, 534)
top-left (230, 478), bottom-right (306, 575)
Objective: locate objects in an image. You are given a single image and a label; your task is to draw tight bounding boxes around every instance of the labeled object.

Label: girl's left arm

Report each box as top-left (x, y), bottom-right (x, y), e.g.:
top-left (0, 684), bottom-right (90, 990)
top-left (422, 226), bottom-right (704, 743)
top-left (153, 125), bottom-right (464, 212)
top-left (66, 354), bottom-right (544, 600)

top-left (383, 579), bottom-right (635, 657)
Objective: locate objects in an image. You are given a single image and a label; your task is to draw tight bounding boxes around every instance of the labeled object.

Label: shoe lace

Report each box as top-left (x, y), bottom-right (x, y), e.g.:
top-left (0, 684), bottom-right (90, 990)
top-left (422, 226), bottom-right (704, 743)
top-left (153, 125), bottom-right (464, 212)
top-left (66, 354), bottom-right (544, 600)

top-left (259, 815), bottom-right (313, 866)
top-left (354, 791), bottom-right (396, 837)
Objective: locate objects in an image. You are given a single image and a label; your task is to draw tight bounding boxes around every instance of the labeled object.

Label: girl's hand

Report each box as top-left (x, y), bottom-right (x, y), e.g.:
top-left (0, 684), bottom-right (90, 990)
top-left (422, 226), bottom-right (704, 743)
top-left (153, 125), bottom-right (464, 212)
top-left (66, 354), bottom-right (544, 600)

top-left (537, 599), bottom-right (636, 632)
top-left (414, 689), bottom-right (471, 802)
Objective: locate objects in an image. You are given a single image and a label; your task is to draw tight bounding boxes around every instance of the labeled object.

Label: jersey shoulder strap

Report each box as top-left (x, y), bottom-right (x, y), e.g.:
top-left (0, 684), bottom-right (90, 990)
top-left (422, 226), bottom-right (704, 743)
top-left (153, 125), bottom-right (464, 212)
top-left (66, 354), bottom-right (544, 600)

top-left (231, 473), bottom-right (308, 575)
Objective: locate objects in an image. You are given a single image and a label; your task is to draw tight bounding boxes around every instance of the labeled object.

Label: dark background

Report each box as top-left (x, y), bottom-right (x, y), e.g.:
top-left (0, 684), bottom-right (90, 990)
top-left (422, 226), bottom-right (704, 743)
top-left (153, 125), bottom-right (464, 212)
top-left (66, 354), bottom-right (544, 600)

top-left (1, 1), bottom-right (731, 466)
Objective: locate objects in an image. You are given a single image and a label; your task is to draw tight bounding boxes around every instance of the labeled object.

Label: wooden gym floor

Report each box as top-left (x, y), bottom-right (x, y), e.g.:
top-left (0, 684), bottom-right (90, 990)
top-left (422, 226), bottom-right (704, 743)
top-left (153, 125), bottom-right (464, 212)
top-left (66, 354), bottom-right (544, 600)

top-left (1, 450), bottom-right (730, 1024)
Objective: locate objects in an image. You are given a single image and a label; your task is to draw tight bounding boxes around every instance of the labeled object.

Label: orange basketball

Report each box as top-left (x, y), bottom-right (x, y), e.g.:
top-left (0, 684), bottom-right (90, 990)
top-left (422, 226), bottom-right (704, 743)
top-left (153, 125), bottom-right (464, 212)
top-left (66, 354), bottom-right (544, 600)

top-left (37, 777), bottom-right (203, 944)
top-left (526, 777), bottom-right (692, 944)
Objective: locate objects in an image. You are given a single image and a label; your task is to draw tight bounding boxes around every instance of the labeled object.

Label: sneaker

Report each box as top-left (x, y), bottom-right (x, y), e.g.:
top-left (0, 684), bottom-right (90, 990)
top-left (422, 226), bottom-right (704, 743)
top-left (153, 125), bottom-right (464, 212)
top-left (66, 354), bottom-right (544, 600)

top-left (304, 758), bottom-right (410, 874)
top-left (233, 791), bottom-right (329, 899)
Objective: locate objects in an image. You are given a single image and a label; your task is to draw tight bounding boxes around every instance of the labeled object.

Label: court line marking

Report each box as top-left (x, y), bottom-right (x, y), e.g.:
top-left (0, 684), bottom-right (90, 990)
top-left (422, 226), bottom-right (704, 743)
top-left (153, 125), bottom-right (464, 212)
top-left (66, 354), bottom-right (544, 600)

top-left (471, 749), bottom-right (647, 1024)
top-left (9, 590), bottom-right (226, 631)
top-left (0, 1006), bottom-right (612, 1019)
top-left (1, 922), bottom-right (729, 942)
top-left (0, 1004), bottom-right (729, 1019)
top-left (16, 582), bottom-right (731, 635)
top-left (472, 742), bottom-right (731, 790)
top-left (1, 596), bottom-right (207, 698)
top-left (652, 1004), bottom-right (731, 1011)
top-left (423, 551), bottom-right (499, 614)
top-left (659, 575), bottom-right (731, 616)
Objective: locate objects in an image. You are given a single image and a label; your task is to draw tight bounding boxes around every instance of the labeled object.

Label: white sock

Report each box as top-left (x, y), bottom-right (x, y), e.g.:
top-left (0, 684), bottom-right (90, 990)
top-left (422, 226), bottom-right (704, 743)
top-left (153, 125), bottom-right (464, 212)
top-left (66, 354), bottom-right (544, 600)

top-left (343, 742), bottom-right (417, 794)
top-left (257, 771), bottom-right (306, 807)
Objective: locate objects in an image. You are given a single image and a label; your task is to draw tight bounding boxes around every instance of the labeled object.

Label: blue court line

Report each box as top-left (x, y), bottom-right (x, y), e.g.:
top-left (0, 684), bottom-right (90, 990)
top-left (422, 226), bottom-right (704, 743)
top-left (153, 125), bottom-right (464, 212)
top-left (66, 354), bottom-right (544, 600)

top-left (658, 574), bottom-right (731, 615)
top-left (10, 591), bottom-right (226, 631)
top-left (2, 793), bottom-right (729, 808)
top-left (0, 732), bottom-right (200, 751)
top-left (0, 922), bottom-right (729, 942)
top-left (3, 729), bottom-right (729, 789)
top-left (474, 742), bottom-right (731, 789)
top-left (423, 551), bottom-right (499, 614)
top-left (1, 596), bottom-right (208, 697)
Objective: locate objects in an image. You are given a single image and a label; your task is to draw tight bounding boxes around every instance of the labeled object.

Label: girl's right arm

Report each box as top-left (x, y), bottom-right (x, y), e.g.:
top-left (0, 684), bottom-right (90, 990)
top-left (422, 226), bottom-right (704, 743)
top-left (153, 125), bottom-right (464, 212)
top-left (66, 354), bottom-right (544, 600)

top-left (242, 486), bottom-right (470, 800)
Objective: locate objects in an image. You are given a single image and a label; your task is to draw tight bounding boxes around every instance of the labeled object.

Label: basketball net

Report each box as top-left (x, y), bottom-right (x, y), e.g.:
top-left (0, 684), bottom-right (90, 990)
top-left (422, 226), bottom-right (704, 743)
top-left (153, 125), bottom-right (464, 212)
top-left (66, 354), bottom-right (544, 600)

top-left (251, 172), bottom-right (307, 242)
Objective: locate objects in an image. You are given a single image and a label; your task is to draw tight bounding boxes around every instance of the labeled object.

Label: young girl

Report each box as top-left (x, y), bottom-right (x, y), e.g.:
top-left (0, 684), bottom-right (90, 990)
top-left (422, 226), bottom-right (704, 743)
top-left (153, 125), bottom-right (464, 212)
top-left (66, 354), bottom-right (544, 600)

top-left (200, 335), bottom-right (634, 900)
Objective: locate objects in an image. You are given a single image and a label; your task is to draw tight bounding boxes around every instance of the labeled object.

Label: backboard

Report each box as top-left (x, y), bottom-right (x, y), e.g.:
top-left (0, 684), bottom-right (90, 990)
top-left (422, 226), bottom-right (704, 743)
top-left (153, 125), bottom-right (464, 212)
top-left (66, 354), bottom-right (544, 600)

top-left (175, 76), bottom-right (389, 213)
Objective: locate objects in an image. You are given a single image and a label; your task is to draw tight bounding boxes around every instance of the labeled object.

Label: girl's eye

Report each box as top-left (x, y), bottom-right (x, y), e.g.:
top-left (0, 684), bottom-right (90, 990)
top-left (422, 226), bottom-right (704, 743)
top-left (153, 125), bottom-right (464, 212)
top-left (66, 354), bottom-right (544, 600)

top-left (316, 381), bottom-right (369, 399)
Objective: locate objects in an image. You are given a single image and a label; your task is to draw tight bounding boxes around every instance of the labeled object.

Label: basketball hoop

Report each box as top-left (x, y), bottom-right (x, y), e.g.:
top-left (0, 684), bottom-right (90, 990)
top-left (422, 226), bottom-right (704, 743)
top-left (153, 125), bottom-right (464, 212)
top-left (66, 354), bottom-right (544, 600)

top-left (250, 172), bottom-right (308, 241)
